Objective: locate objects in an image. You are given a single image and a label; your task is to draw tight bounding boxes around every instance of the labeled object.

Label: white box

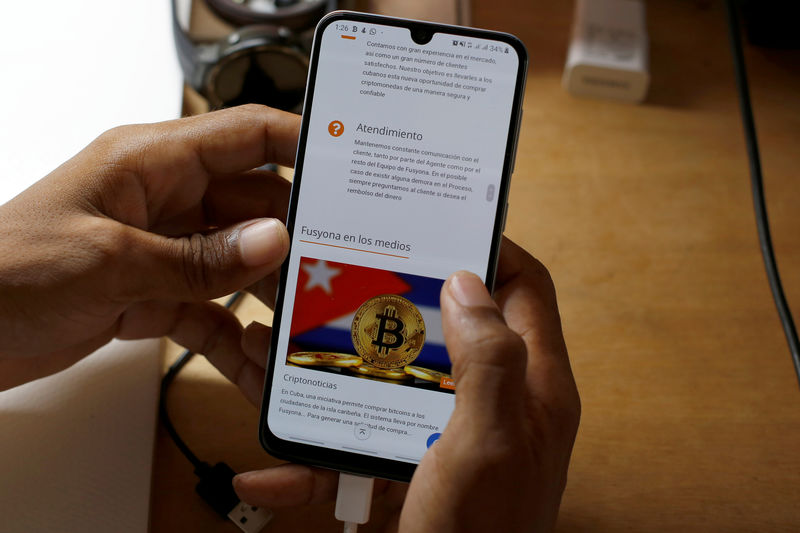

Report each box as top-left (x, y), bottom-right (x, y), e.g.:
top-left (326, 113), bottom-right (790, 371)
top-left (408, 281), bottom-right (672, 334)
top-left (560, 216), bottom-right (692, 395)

top-left (563, 0), bottom-right (650, 103)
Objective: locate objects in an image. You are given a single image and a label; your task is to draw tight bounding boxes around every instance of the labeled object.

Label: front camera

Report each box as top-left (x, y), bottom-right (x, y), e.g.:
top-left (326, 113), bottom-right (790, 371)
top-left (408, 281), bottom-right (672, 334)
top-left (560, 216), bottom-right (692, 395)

top-left (410, 27), bottom-right (434, 45)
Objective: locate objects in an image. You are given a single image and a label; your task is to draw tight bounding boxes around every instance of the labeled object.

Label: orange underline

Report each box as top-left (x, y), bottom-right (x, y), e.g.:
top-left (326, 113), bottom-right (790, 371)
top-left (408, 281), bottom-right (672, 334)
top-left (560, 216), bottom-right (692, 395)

top-left (299, 240), bottom-right (409, 259)
top-left (341, 35), bottom-right (356, 40)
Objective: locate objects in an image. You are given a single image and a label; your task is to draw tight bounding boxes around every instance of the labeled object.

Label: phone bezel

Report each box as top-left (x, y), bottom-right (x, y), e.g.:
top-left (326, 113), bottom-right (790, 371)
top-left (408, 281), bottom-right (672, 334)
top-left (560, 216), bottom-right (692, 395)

top-left (258, 10), bottom-right (528, 482)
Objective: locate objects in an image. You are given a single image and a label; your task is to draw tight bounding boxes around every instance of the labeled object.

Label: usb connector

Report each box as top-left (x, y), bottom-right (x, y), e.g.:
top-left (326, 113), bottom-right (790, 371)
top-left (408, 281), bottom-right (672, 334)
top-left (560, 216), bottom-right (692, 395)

top-left (227, 501), bottom-right (273, 533)
top-left (335, 472), bottom-right (375, 533)
top-left (195, 462), bottom-right (273, 533)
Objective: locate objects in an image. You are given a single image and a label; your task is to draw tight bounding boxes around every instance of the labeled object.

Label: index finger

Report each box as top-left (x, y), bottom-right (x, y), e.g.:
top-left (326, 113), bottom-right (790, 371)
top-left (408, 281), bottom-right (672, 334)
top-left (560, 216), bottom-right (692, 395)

top-left (86, 104), bottom-right (301, 182)
top-left (144, 104), bottom-right (302, 174)
top-left (493, 238), bottom-right (578, 402)
top-left (494, 238), bottom-right (563, 346)
top-left (80, 105), bottom-right (301, 227)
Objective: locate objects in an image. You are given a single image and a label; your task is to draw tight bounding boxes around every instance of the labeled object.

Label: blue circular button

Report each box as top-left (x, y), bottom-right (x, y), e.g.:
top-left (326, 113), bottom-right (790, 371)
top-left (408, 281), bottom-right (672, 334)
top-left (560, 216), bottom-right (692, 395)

top-left (426, 433), bottom-right (441, 448)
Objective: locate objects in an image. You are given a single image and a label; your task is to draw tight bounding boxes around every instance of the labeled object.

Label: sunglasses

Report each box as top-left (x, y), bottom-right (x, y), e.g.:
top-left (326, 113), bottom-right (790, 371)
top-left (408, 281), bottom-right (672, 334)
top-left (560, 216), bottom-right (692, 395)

top-left (171, 0), bottom-right (339, 111)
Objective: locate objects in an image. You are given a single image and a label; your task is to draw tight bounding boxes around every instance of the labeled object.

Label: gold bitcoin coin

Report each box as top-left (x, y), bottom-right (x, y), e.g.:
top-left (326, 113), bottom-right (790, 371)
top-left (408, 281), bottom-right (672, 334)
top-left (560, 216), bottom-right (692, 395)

top-left (349, 364), bottom-right (414, 381)
top-left (286, 352), bottom-right (363, 367)
top-left (404, 365), bottom-right (451, 384)
top-left (351, 294), bottom-right (425, 369)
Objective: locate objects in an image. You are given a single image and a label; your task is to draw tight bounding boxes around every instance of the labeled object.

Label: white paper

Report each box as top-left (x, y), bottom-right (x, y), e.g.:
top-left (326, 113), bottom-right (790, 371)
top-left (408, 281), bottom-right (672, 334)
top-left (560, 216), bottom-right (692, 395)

top-left (0, 340), bottom-right (161, 532)
top-left (0, 1), bottom-right (181, 531)
top-left (0, 1), bottom-right (182, 203)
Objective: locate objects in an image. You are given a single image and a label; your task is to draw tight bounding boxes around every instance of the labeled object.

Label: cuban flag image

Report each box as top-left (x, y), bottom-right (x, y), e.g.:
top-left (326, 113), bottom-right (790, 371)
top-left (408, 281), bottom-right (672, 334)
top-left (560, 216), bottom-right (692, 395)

top-left (288, 257), bottom-right (451, 373)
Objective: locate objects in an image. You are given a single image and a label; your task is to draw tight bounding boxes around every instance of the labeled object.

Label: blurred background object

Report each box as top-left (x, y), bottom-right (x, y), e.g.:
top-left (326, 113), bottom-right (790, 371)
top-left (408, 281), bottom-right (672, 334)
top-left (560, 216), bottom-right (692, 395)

top-left (739, 0), bottom-right (800, 48)
top-left (563, 0), bottom-right (649, 103)
top-left (175, 0), bottom-right (469, 115)
top-left (172, 0), bottom-right (346, 112)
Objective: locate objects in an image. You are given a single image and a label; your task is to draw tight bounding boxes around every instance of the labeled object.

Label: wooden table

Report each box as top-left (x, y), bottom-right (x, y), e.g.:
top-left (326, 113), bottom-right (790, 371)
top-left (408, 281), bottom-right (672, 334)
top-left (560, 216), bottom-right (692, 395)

top-left (151, 1), bottom-right (800, 531)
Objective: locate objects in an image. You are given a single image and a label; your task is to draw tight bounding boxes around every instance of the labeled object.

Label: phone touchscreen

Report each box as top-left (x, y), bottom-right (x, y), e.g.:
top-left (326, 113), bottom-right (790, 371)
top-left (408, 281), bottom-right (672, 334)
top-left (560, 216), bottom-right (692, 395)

top-left (264, 15), bottom-right (524, 467)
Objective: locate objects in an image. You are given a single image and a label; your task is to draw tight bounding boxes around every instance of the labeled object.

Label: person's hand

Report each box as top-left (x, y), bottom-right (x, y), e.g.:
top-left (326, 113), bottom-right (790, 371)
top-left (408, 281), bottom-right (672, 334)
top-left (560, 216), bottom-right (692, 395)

top-left (0, 105), bottom-right (299, 393)
top-left (231, 238), bottom-right (581, 533)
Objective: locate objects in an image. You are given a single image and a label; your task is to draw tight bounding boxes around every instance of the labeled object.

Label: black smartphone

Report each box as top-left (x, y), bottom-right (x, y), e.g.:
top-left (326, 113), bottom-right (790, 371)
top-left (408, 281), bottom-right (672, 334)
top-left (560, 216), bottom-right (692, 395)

top-left (259, 11), bottom-right (527, 481)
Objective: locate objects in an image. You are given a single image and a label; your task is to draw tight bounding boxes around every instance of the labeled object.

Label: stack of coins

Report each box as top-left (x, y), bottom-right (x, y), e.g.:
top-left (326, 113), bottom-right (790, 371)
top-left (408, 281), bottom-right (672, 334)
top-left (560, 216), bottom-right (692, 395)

top-left (286, 351), bottom-right (453, 386)
top-left (349, 365), bottom-right (413, 381)
top-left (403, 365), bottom-right (449, 383)
top-left (288, 294), bottom-right (454, 388)
top-left (287, 352), bottom-right (362, 367)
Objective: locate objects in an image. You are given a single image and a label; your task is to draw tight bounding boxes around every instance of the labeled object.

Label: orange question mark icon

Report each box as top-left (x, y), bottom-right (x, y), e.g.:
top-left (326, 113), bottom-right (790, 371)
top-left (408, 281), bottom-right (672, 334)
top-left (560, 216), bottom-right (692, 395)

top-left (328, 120), bottom-right (344, 137)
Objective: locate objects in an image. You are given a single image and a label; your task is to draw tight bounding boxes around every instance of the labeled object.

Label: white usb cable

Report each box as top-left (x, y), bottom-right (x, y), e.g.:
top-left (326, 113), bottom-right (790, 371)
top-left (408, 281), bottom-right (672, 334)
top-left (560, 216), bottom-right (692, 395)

top-left (335, 472), bottom-right (375, 533)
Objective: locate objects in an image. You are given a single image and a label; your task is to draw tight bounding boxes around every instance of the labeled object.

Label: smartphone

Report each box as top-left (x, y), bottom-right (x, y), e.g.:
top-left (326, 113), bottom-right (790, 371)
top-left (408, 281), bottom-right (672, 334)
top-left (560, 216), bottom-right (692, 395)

top-left (258, 11), bottom-right (527, 481)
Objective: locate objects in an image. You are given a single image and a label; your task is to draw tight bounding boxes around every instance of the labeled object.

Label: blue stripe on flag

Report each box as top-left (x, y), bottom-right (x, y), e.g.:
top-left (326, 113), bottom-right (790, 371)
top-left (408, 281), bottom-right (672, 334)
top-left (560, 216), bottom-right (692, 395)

top-left (397, 273), bottom-right (445, 308)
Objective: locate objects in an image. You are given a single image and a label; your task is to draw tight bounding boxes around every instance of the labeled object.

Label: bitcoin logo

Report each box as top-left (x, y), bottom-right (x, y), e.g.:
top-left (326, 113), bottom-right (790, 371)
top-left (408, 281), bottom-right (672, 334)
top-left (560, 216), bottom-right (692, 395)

top-left (351, 294), bottom-right (425, 369)
top-left (373, 306), bottom-right (404, 354)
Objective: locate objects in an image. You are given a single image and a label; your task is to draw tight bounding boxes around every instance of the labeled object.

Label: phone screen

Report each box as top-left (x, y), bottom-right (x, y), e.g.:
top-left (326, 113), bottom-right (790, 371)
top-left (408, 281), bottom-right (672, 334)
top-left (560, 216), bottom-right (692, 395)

top-left (261, 13), bottom-right (526, 478)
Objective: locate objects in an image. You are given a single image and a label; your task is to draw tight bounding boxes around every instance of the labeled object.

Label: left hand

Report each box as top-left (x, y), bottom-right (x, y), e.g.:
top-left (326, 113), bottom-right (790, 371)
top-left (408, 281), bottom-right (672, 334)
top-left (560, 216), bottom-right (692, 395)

top-left (0, 104), bottom-right (300, 393)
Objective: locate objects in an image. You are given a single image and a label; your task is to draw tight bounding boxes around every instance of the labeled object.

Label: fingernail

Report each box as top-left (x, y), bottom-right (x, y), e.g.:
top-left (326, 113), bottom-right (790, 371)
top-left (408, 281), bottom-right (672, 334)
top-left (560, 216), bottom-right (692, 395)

top-left (238, 219), bottom-right (287, 266)
top-left (448, 271), bottom-right (495, 308)
top-left (232, 472), bottom-right (249, 486)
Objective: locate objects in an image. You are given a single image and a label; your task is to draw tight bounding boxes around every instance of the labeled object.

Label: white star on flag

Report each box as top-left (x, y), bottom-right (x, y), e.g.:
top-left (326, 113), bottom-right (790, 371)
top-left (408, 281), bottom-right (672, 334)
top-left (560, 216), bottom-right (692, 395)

top-left (301, 260), bottom-right (341, 294)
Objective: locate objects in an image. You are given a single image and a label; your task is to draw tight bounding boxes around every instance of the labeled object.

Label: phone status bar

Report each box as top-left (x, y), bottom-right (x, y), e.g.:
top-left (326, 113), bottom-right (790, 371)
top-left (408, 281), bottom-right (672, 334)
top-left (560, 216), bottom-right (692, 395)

top-left (450, 40), bottom-right (511, 54)
top-left (334, 22), bottom-right (379, 36)
top-left (332, 22), bottom-right (510, 54)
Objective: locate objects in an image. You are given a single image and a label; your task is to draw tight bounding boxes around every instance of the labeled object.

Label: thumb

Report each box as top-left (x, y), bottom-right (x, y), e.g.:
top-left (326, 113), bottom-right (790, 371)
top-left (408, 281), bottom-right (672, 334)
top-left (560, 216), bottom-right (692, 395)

top-left (124, 218), bottom-right (289, 301)
top-left (440, 271), bottom-right (528, 430)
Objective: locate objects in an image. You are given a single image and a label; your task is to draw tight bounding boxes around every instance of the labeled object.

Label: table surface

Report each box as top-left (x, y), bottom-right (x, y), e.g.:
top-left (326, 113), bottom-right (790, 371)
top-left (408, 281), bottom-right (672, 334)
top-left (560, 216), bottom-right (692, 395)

top-left (150, 1), bottom-right (800, 531)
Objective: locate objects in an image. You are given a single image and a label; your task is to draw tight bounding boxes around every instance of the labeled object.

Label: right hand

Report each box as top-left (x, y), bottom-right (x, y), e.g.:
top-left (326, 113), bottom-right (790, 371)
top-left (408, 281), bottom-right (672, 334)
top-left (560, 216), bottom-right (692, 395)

top-left (233, 238), bottom-right (581, 533)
